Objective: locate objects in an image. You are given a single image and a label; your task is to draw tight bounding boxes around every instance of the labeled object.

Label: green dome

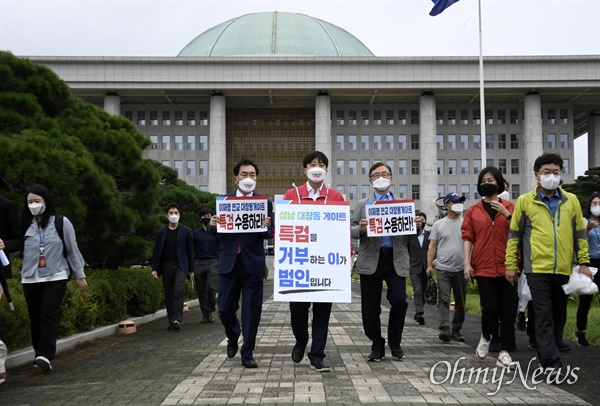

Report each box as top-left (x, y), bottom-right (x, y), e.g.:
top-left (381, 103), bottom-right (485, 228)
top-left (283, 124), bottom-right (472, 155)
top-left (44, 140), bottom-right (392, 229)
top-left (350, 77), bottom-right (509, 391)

top-left (178, 12), bottom-right (374, 57)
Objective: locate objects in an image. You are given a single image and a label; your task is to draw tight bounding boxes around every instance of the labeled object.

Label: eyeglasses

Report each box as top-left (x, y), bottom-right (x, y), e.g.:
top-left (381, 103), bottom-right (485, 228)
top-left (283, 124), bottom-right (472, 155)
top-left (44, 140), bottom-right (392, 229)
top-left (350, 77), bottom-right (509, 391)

top-left (370, 172), bottom-right (391, 180)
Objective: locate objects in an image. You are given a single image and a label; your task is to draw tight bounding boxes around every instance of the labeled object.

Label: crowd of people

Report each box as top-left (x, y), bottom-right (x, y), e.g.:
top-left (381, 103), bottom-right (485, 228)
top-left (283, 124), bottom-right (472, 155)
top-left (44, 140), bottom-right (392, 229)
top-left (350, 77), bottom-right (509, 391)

top-left (0, 152), bottom-right (598, 384)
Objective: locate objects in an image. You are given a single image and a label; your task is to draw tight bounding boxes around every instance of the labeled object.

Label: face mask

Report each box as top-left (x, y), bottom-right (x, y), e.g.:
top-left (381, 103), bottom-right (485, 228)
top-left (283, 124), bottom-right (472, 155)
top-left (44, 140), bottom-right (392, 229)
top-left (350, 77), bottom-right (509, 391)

top-left (480, 183), bottom-right (498, 197)
top-left (306, 167), bottom-right (326, 183)
top-left (168, 215), bottom-right (180, 224)
top-left (591, 207), bottom-right (600, 217)
top-left (238, 177), bottom-right (256, 193)
top-left (498, 191), bottom-right (510, 201)
top-left (451, 203), bottom-right (464, 214)
top-left (202, 217), bottom-right (211, 225)
top-left (28, 202), bottom-right (46, 216)
top-left (373, 177), bottom-right (391, 191)
top-left (540, 174), bottom-right (560, 190)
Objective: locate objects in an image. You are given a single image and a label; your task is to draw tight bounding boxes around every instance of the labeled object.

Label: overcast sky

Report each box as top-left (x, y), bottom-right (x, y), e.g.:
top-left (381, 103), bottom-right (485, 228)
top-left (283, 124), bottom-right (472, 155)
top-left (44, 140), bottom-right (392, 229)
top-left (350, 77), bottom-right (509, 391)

top-left (1, 0), bottom-right (598, 174)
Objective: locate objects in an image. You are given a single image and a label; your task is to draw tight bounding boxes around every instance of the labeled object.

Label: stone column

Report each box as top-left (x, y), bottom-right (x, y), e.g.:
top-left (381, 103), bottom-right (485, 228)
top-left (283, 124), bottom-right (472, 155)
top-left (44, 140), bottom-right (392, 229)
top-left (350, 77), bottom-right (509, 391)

top-left (523, 93), bottom-right (544, 192)
top-left (587, 115), bottom-right (600, 170)
top-left (419, 93), bottom-right (437, 220)
top-left (103, 92), bottom-right (120, 116)
top-left (315, 93), bottom-right (332, 185)
top-left (208, 94), bottom-right (227, 194)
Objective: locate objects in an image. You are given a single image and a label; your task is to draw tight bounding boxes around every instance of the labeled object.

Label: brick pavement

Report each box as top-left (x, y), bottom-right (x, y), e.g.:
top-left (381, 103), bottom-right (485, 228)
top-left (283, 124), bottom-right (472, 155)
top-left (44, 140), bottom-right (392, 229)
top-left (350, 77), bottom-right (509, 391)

top-left (0, 276), bottom-right (597, 405)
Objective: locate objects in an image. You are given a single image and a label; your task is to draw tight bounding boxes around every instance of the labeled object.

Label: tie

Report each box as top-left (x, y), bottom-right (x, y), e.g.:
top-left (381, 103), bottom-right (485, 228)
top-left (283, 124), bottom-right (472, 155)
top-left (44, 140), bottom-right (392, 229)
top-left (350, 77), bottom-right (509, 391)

top-left (237, 244), bottom-right (241, 254)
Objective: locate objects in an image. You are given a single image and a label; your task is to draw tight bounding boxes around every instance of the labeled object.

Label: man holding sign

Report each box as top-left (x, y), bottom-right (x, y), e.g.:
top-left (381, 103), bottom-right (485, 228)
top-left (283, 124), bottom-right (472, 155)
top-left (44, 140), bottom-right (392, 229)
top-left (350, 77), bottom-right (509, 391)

top-left (210, 158), bottom-right (274, 369)
top-left (351, 162), bottom-right (421, 362)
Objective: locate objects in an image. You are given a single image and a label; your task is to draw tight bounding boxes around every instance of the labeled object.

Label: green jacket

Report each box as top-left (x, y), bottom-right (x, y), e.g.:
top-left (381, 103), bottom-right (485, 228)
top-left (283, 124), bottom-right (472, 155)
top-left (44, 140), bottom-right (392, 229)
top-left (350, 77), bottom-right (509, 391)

top-left (505, 186), bottom-right (589, 276)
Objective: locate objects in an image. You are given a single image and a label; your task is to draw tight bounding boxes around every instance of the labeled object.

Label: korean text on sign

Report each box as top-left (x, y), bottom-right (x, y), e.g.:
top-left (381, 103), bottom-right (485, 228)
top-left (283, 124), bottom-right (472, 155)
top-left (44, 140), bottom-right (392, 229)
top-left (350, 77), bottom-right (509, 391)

top-left (365, 200), bottom-right (416, 237)
top-left (215, 196), bottom-right (268, 233)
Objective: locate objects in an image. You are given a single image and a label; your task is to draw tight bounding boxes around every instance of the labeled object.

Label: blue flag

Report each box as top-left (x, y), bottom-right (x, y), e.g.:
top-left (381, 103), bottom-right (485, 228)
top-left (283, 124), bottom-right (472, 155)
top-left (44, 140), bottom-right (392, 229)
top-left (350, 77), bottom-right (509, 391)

top-left (429, 0), bottom-right (460, 16)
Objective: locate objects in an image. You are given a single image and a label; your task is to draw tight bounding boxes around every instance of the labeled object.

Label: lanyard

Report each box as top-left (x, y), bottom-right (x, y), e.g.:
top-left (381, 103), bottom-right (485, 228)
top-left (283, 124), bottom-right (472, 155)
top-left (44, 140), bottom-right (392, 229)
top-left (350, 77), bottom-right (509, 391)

top-left (37, 224), bottom-right (45, 253)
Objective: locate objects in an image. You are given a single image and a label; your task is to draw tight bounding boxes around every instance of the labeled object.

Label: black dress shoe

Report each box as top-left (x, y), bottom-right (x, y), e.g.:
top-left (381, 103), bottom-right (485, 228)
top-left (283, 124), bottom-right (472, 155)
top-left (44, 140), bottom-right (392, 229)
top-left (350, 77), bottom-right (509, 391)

top-left (310, 359), bottom-right (330, 372)
top-left (242, 358), bottom-right (257, 368)
top-left (416, 315), bottom-right (425, 325)
top-left (291, 342), bottom-right (306, 363)
top-left (557, 341), bottom-right (571, 352)
top-left (390, 345), bottom-right (404, 360)
top-left (227, 340), bottom-right (238, 358)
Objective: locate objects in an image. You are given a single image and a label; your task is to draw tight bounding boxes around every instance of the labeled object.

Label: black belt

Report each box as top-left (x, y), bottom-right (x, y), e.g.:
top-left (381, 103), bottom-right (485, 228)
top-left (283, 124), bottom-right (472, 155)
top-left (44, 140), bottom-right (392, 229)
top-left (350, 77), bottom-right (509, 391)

top-left (380, 247), bottom-right (393, 254)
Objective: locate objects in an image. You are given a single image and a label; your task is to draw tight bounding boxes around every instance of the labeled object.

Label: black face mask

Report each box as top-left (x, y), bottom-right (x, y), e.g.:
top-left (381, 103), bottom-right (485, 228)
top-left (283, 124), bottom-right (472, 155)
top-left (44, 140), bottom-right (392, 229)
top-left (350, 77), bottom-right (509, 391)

top-left (202, 218), bottom-right (211, 225)
top-left (480, 183), bottom-right (498, 197)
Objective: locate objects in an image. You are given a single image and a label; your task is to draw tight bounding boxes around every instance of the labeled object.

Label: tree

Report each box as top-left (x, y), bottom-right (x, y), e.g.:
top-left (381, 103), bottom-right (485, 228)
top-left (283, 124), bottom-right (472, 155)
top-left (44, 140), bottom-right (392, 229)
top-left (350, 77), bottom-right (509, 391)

top-left (561, 167), bottom-right (600, 209)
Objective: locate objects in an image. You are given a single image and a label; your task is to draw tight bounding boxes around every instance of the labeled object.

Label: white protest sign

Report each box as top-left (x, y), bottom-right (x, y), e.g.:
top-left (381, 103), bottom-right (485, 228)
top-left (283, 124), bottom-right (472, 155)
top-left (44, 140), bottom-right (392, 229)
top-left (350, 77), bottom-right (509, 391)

top-left (274, 201), bottom-right (351, 303)
top-left (365, 199), bottom-right (416, 237)
top-left (215, 196), bottom-right (268, 233)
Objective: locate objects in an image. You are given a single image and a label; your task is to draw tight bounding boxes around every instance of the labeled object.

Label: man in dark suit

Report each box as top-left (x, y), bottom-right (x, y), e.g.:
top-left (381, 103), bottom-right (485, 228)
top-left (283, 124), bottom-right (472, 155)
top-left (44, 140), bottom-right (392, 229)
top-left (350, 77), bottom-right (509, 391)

top-left (209, 158), bottom-right (274, 369)
top-left (151, 203), bottom-right (194, 331)
top-left (409, 212), bottom-right (430, 325)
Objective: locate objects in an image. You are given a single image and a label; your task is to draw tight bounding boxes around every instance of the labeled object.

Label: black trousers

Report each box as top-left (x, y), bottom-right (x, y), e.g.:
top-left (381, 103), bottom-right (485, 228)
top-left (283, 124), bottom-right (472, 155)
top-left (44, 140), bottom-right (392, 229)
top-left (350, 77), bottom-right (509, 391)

top-left (23, 280), bottom-right (67, 360)
top-left (194, 258), bottom-right (218, 317)
top-left (289, 301), bottom-right (332, 362)
top-left (527, 273), bottom-right (569, 368)
top-left (576, 258), bottom-right (600, 332)
top-left (409, 267), bottom-right (428, 316)
top-left (161, 260), bottom-right (186, 324)
top-left (360, 251), bottom-right (407, 351)
top-left (475, 276), bottom-right (517, 351)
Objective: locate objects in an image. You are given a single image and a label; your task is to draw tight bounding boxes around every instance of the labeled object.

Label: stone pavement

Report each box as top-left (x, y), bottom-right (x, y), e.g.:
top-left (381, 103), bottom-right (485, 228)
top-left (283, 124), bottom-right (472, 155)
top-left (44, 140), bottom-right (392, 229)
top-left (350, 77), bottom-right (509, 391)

top-left (1, 274), bottom-right (598, 405)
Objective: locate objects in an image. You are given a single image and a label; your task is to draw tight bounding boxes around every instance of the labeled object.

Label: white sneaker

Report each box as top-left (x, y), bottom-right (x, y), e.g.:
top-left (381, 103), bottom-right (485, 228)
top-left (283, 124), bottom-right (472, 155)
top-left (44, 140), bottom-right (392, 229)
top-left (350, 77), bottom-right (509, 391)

top-left (496, 350), bottom-right (516, 369)
top-left (34, 356), bottom-right (52, 372)
top-left (476, 335), bottom-right (489, 360)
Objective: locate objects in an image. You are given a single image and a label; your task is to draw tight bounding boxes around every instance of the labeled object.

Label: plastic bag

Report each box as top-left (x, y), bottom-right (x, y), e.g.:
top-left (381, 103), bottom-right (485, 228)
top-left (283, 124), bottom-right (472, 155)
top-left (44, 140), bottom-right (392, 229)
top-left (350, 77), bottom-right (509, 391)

top-left (517, 272), bottom-right (531, 311)
top-left (562, 266), bottom-right (599, 295)
top-left (425, 276), bottom-right (438, 305)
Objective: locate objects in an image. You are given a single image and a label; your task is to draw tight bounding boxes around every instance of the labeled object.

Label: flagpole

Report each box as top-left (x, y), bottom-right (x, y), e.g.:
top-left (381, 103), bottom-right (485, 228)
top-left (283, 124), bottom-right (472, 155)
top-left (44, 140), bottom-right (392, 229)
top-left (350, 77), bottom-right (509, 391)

top-left (478, 0), bottom-right (486, 166)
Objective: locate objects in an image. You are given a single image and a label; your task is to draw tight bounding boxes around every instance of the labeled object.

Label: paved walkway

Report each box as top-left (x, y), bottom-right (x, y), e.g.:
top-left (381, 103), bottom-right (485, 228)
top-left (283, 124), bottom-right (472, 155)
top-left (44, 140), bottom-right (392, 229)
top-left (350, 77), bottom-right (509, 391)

top-left (1, 272), bottom-right (598, 405)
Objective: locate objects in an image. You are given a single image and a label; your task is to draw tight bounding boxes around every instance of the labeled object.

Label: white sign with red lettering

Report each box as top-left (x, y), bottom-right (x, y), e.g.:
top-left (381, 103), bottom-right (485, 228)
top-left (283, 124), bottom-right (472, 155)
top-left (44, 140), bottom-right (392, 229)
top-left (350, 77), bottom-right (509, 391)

top-left (365, 199), bottom-right (416, 237)
top-left (215, 196), bottom-right (268, 233)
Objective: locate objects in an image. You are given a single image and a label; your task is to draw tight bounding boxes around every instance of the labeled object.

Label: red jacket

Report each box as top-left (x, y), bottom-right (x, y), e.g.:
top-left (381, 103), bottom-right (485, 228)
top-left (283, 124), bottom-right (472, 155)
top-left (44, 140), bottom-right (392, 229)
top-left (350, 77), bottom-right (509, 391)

top-left (461, 199), bottom-right (515, 278)
top-left (282, 182), bottom-right (345, 203)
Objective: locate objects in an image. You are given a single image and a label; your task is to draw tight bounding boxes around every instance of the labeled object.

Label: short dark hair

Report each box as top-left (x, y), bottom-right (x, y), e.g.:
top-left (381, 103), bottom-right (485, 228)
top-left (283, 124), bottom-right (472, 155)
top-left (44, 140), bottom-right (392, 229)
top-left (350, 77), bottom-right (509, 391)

top-left (164, 203), bottom-right (180, 213)
top-left (233, 158), bottom-right (259, 176)
top-left (583, 192), bottom-right (600, 218)
top-left (476, 166), bottom-right (506, 196)
top-left (534, 153), bottom-right (563, 172)
top-left (368, 162), bottom-right (392, 178)
top-left (419, 212), bottom-right (427, 220)
top-left (302, 151), bottom-right (329, 168)
top-left (199, 207), bottom-right (213, 217)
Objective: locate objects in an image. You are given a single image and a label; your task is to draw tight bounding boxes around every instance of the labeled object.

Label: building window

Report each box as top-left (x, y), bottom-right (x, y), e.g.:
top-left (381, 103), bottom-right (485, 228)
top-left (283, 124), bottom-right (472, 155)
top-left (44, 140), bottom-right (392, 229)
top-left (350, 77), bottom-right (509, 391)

top-left (385, 135), bottom-right (394, 150)
top-left (386, 110), bottom-right (394, 125)
top-left (161, 135), bottom-right (170, 150)
top-left (361, 159), bottom-right (370, 175)
top-left (348, 135), bottom-right (357, 150)
top-left (361, 110), bottom-right (370, 125)
top-left (361, 135), bottom-right (370, 150)
top-left (174, 135), bottom-right (183, 150)
top-left (436, 134), bottom-right (444, 150)
top-left (349, 185), bottom-right (358, 201)
top-left (199, 160), bottom-right (208, 176)
top-left (460, 110), bottom-right (469, 125)
top-left (485, 134), bottom-right (494, 150)
top-left (386, 159), bottom-right (395, 174)
top-left (547, 133), bottom-right (556, 149)
top-left (411, 134), bottom-right (419, 150)
top-left (560, 133), bottom-right (569, 149)
top-left (498, 134), bottom-right (506, 149)
top-left (199, 110), bottom-right (208, 125)
top-left (448, 110), bottom-right (456, 125)
top-left (186, 160), bottom-right (195, 176)
top-left (361, 185), bottom-right (370, 199)
top-left (547, 109), bottom-right (556, 125)
top-left (462, 184), bottom-right (470, 199)
top-left (399, 185), bottom-right (408, 199)
top-left (412, 185), bottom-right (420, 200)
top-left (510, 109), bottom-right (519, 124)
top-left (187, 111), bottom-right (196, 126)
top-left (497, 109), bottom-right (506, 124)
top-left (398, 110), bottom-right (407, 125)
top-left (149, 111), bottom-right (158, 126)
top-left (449, 184), bottom-right (458, 194)
top-left (162, 111), bottom-right (171, 126)
top-left (473, 134), bottom-right (481, 150)
top-left (348, 160), bottom-right (357, 175)
top-left (448, 134), bottom-right (456, 150)
top-left (336, 135), bottom-right (345, 150)
top-left (149, 135), bottom-right (158, 150)
top-left (336, 110), bottom-right (345, 125)
top-left (398, 159), bottom-right (407, 175)
top-left (438, 184), bottom-right (445, 197)
top-left (337, 160), bottom-right (345, 175)
top-left (174, 160), bottom-right (183, 176)
top-left (349, 110), bottom-right (357, 125)
top-left (398, 135), bottom-right (407, 150)
top-left (175, 111), bottom-right (183, 126)
top-left (461, 159), bottom-right (469, 175)
top-left (437, 159), bottom-right (445, 175)
top-left (485, 109), bottom-right (493, 125)
top-left (560, 109), bottom-right (569, 124)
top-left (124, 110), bottom-right (133, 122)
top-left (411, 159), bottom-right (420, 175)
top-left (410, 110), bottom-right (419, 125)
top-left (473, 110), bottom-right (481, 125)
top-left (448, 159), bottom-right (457, 175)
top-left (373, 110), bottom-right (382, 125)
top-left (373, 135), bottom-right (382, 150)
top-left (161, 160), bottom-right (170, 167)
top-left (186, 135), bottom-right (195, 150)
top-left (199, 185), bottom-right (208, 192)
top-left (336, 185), bottom-right (346, 195)
top-left (137, 111), bottom-right (146, 126)
top-left (511, 184), bottom-right (520, 200)
top-left (486, 159), bottom-right (494, 167)
top-left (499, 159), bottom-right (507, 174)
top-left (511, 159), bottom-right (519, 174)
top-left (460, 134), bottom-right (469, 149)
top-left (436, 110), bottom-right (444, 125)
top-left (474, 159), bottom-right (482, 174)
top-left (474, 184), bottom-right (480, 199)
top-left (510, 134), bottom-right (519, 149)
top-left (199, 135), bottom-right (208, 150)
top-left (563, 159), bottom-right (570, 174)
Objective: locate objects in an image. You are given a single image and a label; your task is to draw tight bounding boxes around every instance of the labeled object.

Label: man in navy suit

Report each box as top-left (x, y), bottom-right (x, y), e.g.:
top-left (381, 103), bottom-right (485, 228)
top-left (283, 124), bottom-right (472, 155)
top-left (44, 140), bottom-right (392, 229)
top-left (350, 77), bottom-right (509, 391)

top-left (151, 203), bottom-right (194, 331)
top-left (209, 158), bottom-right (274, 368)
top-left (409, 212), bottom-right (430, 325)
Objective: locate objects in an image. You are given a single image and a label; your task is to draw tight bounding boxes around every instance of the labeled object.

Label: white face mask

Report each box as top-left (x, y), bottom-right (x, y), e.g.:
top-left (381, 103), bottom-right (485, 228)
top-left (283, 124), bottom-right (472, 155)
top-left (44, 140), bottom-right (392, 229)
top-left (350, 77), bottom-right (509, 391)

top-left (306, 167), bottom-right (326, 183)
top-left (451, 203), bottom-right (464, 214)
top-left (540, 174), bottom-right (561, 190)
top-left (28, 202), bottom-right (46, 216)
top-left (498, 191), bottom-right (510, 201)
top-left (168, 215), bottom-right (180, 224)
top-left (591, 206), bottom-right (600, 217)
top-left (238, 177), bottom-right (256, 193)
top-left (373, 177), bottom-right (391, 191)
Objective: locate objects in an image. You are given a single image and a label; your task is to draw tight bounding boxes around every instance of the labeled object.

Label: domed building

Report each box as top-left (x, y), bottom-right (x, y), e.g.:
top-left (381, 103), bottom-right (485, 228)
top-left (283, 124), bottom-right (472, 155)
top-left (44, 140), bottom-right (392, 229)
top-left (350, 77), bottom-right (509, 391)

top-left (28, 12), bottom-right (600, 217)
